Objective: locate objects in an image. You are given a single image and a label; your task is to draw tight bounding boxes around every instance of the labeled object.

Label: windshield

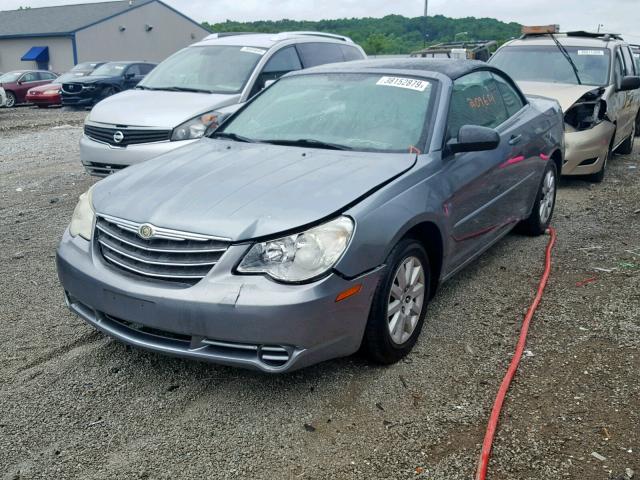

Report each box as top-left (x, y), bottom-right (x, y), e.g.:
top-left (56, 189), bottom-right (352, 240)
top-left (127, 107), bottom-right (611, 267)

top-left (54, 72), bottom-right (85, 84)
top-left (216, 73), bottom-right (435, 152)
top-left (138, 45), bottom-right (265, 94)
top-left (91, 63), bottom-right (128, 77)
top-left (72, 62), bottom-right (101, 71)
top-left (490, 45), bottom-right (611, 86)
top-left (0, 72), bottom-right (22, 83)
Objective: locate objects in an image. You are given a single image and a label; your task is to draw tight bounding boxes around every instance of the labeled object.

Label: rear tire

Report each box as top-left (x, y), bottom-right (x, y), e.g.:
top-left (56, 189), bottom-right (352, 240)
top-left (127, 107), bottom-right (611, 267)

top-left (518, 161), bottom-right (557, 236)
top-left (5, 91), bottom-right (16, 108)
top-left (635, 110), bottom-right (640, 137)
top-left (617, 121), bottom-right (636, 155)
top-left (363, 239), bottom-right (431, 365)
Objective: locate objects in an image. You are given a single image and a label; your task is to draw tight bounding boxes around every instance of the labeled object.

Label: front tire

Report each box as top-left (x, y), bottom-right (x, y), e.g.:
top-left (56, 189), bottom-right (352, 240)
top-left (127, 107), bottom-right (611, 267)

top-left (363, 239), bottom-right (431, 364)
top-left (518, 161), bottom-right (557, 236)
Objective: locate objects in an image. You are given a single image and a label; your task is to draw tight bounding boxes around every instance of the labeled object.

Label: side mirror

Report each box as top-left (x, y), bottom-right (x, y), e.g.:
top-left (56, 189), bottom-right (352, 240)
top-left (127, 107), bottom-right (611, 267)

top-left (447, 125), bottom-right (500, 154)
top-left (17, 80), bottom-right (23, 85)
top-left (125, 73), bottom-right (135, 80)
top-left (619, 76), bottom-right (640, 91)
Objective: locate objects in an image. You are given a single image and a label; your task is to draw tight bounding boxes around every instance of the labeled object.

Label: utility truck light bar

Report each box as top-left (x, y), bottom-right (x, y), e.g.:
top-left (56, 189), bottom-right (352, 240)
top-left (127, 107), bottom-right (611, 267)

top-left (522, 25), bottom-right (560, 35)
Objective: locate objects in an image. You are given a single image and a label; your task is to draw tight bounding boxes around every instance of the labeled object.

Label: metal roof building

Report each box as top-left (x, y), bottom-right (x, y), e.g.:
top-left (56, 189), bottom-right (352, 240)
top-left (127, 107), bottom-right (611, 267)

top-left (0, 0), bottom-right (210, 73)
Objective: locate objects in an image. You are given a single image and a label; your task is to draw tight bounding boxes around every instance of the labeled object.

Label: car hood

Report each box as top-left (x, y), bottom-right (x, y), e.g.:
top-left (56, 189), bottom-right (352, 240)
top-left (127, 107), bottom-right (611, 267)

top-left (518, 81), bottom-right (600, 111)
top-left (28, 82), bottom-right (59, 92)
top-left (67, 75), bottom-right (116, 85)
top-left (92, 139), bottom-right (416, 241)
top-left (88, 89), bottom-right (240, 128)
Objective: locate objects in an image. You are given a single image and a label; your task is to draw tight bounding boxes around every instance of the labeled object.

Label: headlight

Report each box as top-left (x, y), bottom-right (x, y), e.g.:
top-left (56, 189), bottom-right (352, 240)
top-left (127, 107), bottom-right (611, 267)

top-left (171, 111), bottom-right (223, 141)
top-left (69, 188), bottom-right (95, 240)
top-left (44, 89), bottom-right (60, 95)
top-left (237, 216), bottom-right (354, 283)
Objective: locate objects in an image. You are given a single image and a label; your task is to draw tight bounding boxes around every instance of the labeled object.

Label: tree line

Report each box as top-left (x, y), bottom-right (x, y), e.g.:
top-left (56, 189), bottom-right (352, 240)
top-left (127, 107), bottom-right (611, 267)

top-left (202, 14), bottom-right (522, 55)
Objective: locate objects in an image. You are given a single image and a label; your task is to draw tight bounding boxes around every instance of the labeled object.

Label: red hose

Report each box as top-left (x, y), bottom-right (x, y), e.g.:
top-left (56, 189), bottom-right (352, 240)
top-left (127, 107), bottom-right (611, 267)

top-left (475, 227), bottom-right (557, 480)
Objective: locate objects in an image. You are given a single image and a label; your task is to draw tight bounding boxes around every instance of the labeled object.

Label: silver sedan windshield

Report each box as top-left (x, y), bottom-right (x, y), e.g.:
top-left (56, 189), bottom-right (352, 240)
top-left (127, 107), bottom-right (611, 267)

top-left (218, 73), bottom-right (435, 152)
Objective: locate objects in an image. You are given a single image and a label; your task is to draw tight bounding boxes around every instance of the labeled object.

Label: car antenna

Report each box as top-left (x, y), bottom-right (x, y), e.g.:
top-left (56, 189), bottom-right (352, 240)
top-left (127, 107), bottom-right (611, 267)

top-left (548, 32), bottom-right (582, 85)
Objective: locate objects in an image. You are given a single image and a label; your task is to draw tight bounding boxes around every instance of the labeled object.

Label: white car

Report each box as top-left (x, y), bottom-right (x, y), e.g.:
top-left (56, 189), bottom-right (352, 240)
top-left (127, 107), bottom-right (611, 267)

top-left (80, 31), bottom-right (366, 176)
top-left (0, 86), bottom-right (6, 107)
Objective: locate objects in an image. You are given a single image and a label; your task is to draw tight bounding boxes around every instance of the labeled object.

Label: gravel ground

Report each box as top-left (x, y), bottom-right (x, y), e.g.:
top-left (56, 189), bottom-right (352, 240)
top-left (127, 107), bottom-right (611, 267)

top-left (1, 108), bottom-right (638, 480)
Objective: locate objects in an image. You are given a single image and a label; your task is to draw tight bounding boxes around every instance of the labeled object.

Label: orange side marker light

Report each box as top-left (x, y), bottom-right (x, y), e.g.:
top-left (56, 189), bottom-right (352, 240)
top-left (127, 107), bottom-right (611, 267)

top-left (335, 284), bottom-right (363, 302)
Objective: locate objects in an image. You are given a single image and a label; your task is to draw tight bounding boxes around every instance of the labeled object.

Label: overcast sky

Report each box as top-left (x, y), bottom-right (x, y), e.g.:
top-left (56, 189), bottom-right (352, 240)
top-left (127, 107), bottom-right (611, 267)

top-left (2, 0), bottom-right (640, 41)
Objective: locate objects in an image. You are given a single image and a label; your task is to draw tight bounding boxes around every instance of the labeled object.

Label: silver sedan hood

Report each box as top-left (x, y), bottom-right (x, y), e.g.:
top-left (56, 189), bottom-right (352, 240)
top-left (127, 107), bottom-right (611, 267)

top-left (92, 139), bottom-right (417, 241)
top-left (89, 90), bottom-right (240, 129)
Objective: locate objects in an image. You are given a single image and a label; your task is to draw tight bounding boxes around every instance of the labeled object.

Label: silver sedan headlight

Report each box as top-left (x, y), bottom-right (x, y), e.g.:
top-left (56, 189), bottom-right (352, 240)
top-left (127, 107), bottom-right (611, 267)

top-left (237, 216), bottom-right (354, 283)
top-left (69, 188), bottom-right (95, 240)
top-left (171, 111), bottom-right (223, 141)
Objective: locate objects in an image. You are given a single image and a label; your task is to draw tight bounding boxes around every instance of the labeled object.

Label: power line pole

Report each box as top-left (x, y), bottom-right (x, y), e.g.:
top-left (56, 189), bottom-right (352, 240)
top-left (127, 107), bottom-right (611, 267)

top-left (423, 0), bottom-right (429, 48)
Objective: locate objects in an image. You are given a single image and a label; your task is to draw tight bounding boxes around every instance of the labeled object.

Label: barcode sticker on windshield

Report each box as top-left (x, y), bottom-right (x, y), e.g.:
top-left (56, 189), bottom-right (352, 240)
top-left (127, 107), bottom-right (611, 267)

top-left (376, 76), bottom-right (429, 91)
top-left (577, 50), bottom-right (605, 56)
top-left (241, 46), bottom-right (267, 55)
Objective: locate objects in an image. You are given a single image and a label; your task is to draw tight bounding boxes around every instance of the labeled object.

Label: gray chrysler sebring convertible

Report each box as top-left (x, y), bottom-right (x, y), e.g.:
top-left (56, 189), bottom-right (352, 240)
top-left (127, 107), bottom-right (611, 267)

top-left (57, 59), bottom-right (564, 373)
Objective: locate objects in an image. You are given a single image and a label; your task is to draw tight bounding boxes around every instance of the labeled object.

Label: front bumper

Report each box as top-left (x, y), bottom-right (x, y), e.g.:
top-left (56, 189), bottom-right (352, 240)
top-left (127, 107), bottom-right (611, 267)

top-left (562, 121), bottom-right (615, 176)
top-left (56, 229), bottom-right (382, 373)
top-left (80, 135), bottom-right (197, 176)
top-left (62, 94), bottom-right (97, 107)
top-left (26, 94), bottom-right (61, 106)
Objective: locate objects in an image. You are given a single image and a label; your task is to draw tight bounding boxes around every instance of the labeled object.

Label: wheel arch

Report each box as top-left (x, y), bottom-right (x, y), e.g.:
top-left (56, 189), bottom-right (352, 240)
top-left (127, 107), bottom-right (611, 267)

top-left (401, 221), bottom-right (444, 298)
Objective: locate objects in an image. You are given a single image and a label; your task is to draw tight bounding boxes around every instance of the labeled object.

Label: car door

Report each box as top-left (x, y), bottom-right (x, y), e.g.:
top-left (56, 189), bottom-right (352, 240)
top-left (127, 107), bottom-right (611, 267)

top-left (247, 46), bottom-right (303, 98)
top-left (123, 64), bottom-right (143, 90)
top-left (16, 72), bottom-right (39, 102)
top-left (621, 45), bottom-right (640, 136)
top-left (441, 70), bottom-right (530, 270)
top-left (611, 48), bottom-right (633, 146)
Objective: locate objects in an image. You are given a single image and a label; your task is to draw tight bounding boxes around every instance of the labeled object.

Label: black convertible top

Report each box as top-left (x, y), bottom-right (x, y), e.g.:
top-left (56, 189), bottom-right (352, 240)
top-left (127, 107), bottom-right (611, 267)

top-left (306, 58), bottom-right (494, 80)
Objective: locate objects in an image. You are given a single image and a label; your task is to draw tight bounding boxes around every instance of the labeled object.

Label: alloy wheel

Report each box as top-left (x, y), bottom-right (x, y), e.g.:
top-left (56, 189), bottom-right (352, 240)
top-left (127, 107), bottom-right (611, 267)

top-left (6, 93), bottom-right (15, 108)
top-left (539, 169), bottom-right (556, 224)
top-left (387, 256), bottom-right (426, 345)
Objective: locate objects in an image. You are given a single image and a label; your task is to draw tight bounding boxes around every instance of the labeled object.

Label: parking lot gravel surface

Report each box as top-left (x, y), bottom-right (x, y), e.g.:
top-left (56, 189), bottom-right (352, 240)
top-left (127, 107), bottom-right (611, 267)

top-left (1, 108), bottom-right (638, 479)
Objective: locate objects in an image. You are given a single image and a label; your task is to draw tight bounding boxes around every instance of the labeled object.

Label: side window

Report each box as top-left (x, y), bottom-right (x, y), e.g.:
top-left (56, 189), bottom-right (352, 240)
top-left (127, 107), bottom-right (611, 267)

top-left (139, 64), bottom-right (155, 75)
top-left (491, 72), bottom-right (525, 117)
top-left (41, 72), bottom-right (57, 80)
top-left (126, 65), bottom-right (142, 77)
top-left (296, 42), bottom-right (345, 68)
top-left (622, 46), bottom-right (636, 76)
top-left (250, 46), bottom-right (302, 97)
top-left (447, 71), bottom-right (510, 140)
top-left (614, 51), bottom-right (625, 85)
top-left (22, 72), bottom-right (37, 82)
top-left (339, 45), bottom-right (365, 61)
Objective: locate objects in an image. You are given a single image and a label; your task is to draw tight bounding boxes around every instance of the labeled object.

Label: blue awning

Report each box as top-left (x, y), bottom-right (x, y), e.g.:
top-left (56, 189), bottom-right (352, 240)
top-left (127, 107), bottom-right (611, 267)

top-left (21, 46), bottom-right (49, 62)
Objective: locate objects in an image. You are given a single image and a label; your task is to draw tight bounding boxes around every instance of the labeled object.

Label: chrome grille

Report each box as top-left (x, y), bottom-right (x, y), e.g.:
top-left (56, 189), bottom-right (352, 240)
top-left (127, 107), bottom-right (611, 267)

top-left (95, 215), bottom-right (229, 284)
top-left (83, 161), bottom-right (127, 177)
top-left (62, 82), bottom-right (83, 94)
top-left (84, 124), bottom-right (171, 147)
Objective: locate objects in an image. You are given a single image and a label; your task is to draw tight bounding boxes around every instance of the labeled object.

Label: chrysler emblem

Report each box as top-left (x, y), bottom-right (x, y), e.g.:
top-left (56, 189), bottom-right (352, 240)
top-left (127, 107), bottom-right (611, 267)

top-left (138, 224), bottom-right (154, 239)
top-left (113, 131), bottom-right (124, 144)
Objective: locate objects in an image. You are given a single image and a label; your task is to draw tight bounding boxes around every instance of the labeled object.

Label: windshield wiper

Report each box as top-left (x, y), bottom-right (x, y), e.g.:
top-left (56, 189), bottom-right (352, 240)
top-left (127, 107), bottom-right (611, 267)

top-left (549, 33), bottom-right (582, 85)
top-left (158, 86), bottom-right (213, 93)
top-left (210, 132), bottom-right (256, 143)
top-left (259, 138), bottom-right (352, 151)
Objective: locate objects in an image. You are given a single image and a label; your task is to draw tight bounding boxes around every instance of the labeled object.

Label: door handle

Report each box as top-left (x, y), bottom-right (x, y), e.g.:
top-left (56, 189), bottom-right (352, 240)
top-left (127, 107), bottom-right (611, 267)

top-left (508, 134), bottom-right (523, 145)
